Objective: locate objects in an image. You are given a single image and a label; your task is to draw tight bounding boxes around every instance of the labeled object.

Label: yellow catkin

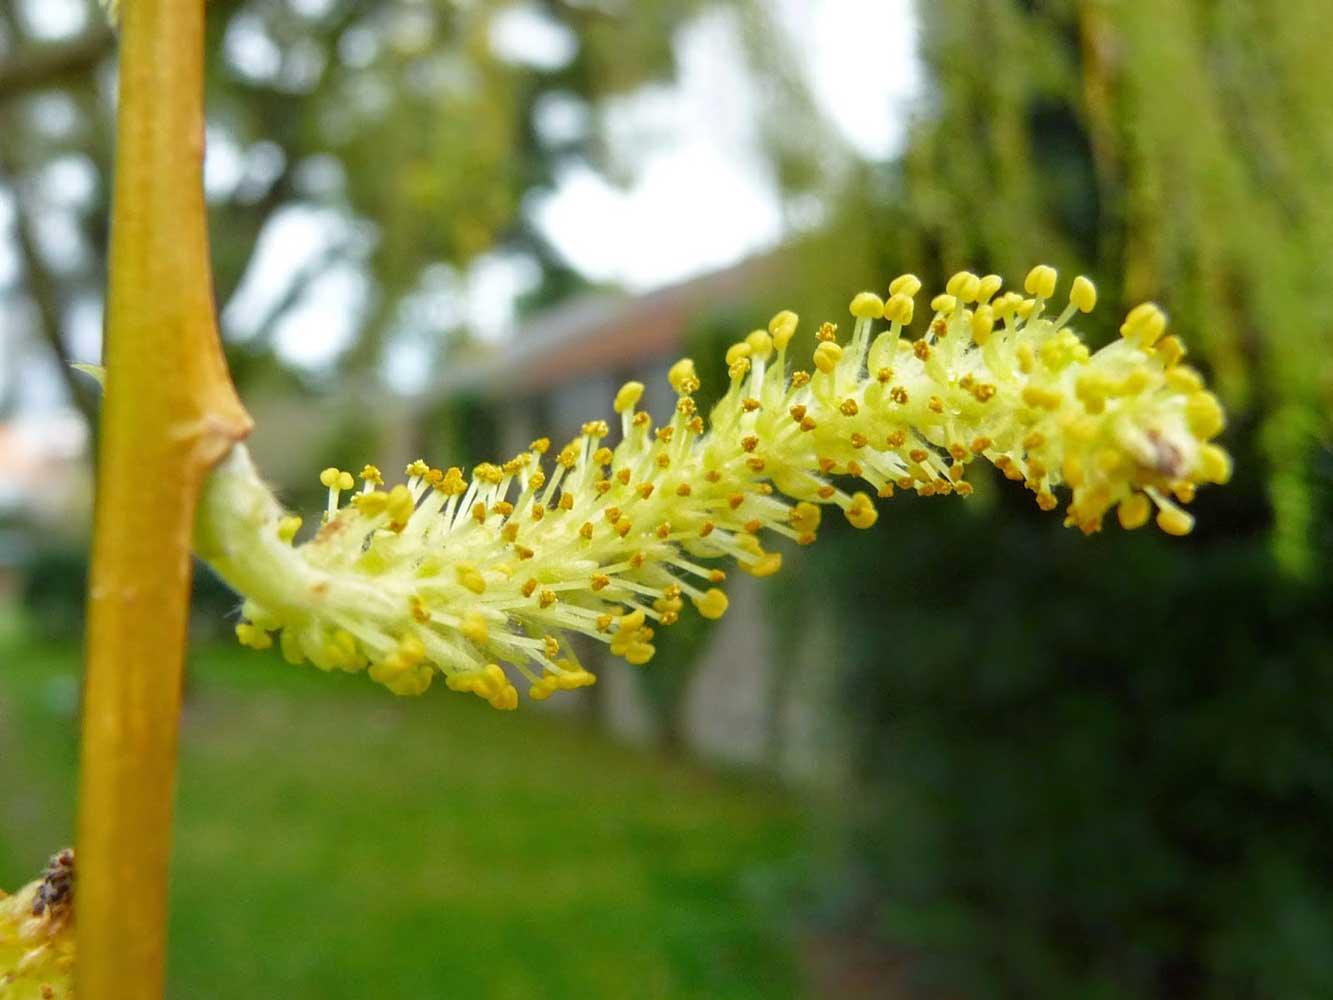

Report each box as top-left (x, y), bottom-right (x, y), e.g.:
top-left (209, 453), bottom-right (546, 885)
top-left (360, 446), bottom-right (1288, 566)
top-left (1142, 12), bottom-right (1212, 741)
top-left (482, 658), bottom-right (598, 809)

top-left (199, 266), bottom-right (1228, 709)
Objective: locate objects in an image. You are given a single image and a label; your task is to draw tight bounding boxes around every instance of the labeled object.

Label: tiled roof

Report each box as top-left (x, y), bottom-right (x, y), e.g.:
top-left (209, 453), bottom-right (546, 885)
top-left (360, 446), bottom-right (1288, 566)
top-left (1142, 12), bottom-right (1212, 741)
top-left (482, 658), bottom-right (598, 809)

top-left (426, 251), bottom-right (785, 400)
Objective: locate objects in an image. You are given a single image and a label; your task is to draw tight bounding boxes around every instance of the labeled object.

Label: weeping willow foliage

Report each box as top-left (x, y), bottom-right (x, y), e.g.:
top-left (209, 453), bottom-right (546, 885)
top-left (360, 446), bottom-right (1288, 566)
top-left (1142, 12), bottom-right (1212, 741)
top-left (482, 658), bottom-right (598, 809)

top-left (899, 0), bottom-right (1331, 574)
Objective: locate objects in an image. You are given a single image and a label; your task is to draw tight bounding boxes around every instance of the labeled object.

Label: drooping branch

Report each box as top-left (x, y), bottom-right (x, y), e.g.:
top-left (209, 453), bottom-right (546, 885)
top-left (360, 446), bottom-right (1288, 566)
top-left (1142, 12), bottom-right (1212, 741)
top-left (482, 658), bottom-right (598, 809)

top-left (0, 27), bottom-right (114, 100)
top-left (0, 161), bottom-right (99, 425)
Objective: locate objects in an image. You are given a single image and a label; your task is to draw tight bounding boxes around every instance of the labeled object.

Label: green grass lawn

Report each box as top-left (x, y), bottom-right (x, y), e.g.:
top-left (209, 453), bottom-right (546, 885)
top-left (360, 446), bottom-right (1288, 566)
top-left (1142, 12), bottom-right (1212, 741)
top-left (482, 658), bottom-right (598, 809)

top-left (0, 629), bottom-right (806, 998)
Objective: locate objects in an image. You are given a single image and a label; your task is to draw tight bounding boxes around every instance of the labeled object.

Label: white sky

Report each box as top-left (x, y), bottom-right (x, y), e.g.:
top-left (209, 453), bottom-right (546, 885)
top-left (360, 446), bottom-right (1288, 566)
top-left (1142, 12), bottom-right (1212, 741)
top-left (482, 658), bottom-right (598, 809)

top-left (15, 0), bottom-right (86, 41)
top-left (529, 7), bottom-right (782, 292)
top-left (530, 0), bottom-right (920, 293)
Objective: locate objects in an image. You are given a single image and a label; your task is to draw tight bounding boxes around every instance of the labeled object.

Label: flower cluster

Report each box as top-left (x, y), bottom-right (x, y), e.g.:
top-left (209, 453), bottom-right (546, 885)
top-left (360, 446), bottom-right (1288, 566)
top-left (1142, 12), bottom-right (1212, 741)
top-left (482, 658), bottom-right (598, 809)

top-left (197, 267), bottom-right (1230, 708)
top-left (0, 850), bottom-right (75, 999)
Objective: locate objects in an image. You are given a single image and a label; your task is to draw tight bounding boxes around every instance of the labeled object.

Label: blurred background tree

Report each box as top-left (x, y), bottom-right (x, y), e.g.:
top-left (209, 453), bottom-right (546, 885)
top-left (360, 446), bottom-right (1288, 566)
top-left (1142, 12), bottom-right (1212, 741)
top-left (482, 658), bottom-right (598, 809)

top-left (0, 0), bottom-right (724, 413)
top-left (2, 0), bottom-right (1331, 996)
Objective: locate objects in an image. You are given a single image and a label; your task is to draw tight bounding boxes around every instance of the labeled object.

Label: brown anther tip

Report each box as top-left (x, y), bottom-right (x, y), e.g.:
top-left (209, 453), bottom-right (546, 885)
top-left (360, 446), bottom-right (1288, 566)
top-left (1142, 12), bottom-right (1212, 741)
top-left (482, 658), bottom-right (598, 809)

top-left (33, 848), bottom-right (75, 920)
